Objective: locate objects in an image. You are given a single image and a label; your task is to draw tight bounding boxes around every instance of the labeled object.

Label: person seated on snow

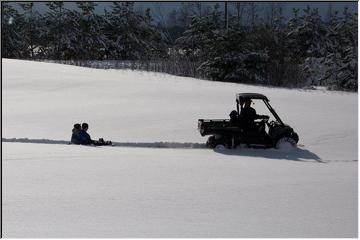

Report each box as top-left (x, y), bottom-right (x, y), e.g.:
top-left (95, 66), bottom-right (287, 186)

top-left (78, 123), bottom-right (93, 145)
top-left (239, 99), bottom-right (269, 133)
top-left (78, 123), bottom-right (112, 146)
top-left (70, 123), bottom-right (81, 144)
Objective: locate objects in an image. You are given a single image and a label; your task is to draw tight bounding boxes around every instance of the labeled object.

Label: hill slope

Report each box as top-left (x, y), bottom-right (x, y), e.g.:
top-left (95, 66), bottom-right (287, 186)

top-left (2, 59), bottom-right (358, 237)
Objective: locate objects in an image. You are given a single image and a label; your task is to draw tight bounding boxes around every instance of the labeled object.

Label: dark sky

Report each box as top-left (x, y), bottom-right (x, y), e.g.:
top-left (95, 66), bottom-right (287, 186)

top-left (9, 1), bottom-right (358, 23)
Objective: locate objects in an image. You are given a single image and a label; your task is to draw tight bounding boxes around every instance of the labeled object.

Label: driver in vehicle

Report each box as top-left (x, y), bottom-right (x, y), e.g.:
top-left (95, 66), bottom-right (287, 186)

top-left (240, 99), bottom-right (269, 133)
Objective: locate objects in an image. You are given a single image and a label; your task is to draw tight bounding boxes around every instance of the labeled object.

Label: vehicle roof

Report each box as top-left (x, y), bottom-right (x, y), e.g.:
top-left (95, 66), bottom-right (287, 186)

top-left (236, 93), bottom-right (268, 101)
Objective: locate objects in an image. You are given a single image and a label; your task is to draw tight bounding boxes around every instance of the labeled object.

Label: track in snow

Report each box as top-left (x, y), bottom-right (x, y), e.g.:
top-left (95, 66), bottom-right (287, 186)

top-left (2, 138), bottom-right (207, 149)
top-left (3, 137), bottom-right (349, 163)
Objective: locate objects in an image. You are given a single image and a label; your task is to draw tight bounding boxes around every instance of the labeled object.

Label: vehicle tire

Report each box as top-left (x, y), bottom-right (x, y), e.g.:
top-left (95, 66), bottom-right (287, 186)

top-left (207, 136), bottom-right (230, 149)
top-left (206, 136), bottom-right (216, 148)
top-left (214, 144), bottom-right (226, 150)
top-left (275, 137), bottom-right (297, 150)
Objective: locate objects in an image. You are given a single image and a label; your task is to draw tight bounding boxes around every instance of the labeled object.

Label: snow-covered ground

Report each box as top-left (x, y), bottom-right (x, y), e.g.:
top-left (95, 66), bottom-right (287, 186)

top-left (2, 59), bottom-right (358, 237)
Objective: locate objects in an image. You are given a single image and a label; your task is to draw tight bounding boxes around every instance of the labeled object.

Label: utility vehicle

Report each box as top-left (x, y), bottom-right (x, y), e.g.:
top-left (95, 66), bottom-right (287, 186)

top-left (198, 93), bottom-right (299, 149)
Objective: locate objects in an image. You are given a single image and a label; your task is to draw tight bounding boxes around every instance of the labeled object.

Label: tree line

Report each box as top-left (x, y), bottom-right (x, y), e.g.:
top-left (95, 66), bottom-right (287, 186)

top-left (2, 2), bottom-right (358, 91)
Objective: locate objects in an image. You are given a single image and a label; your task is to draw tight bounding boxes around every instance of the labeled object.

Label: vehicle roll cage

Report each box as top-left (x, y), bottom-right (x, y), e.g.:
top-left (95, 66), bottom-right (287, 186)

top-left (236, 93), bottom-right (284, 126)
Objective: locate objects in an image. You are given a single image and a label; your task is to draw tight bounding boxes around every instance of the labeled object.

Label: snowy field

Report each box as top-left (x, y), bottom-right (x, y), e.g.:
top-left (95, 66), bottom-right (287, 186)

top-left (2, 59), bottom-right (358, 237)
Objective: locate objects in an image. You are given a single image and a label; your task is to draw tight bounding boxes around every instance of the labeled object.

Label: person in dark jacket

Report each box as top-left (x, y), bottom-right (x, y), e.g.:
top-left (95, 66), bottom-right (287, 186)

top-left (240, 99), bottom-right (269, 132)
top-left (79, 122), bottom-right (93, 145)
top-left (229, 110), bottom-right (239, 125)
top-left (78, 123), bottom-right (113, 146)
top-left (71, 123), bottom-right (81, 144)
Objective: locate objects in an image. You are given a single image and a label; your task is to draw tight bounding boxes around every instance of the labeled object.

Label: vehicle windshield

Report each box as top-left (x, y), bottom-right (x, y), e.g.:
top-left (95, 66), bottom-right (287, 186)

top-left (240, 99), bottom-right (274, 121)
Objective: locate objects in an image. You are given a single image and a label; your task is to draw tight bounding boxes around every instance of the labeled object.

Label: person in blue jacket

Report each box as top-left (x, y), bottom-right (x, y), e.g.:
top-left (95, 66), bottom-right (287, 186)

top-left (76, 122), bottom-right (112, 146)
top-left (71, 123), bottom-right (81, 144)
top-left (79, 122), bottom-right (93, 145)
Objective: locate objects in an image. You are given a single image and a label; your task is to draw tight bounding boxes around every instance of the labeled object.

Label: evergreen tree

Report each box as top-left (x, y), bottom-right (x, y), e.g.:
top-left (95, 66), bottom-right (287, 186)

top-left (2, 3), bottom-right (23, 58)
top-left (323, 8), bottom-right (357, 90)
top-left (286, 6), bottom-right (327, 61)
top-left (198, 27), bottom-right (269, 83)
top-left (1, 2), bottom-right (356, 91)
top-left (105, 2), bottom-right (165, 60)
top-left (18, 2), bottom-right (41, 58)
top-left (286, 7), bottom-right (328, 85)
top-left (44, 2), bottom-right (67, 59)
top-left (175, 15), bottom-right (219, 61)
top-left (69, 2), bottom-right (107, 59)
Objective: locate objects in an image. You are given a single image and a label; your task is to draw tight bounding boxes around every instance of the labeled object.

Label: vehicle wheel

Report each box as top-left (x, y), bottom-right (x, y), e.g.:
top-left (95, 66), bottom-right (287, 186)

top-left (275, 137), bottom-right (297, 150)
top-left (214, 144), bottom-right (226, 150)
top-left (206, 136), bottom-right (216, 148)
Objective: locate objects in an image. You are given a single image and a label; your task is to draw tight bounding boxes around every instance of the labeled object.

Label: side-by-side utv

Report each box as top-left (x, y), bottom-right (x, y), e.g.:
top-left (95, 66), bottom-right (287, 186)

top-left (198, 93), bottom-right (299, 149)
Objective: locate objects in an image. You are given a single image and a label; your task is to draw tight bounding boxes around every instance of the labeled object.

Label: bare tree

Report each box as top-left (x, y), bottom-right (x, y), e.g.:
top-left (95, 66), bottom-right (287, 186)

top-left (194, 2), bottom-right (202, 17)
top-left (326, 3), bottom-right (333, 24)
top-left (152, 3), bottom-right (165, 25)
top-left (264, 3), bottom-right (284, 28)
top-left (167, 9), bottom-right (178, 27)
top-left (266, 3), bottom-right (276, 27)
top-left (248, 2), bottom-right (258, 28)
top-left (233, 2), bottom-right (247, 27)
top-left (178, 2), bottom-right (194, 27)
top-left (224, 2), bottom-right (228, 29)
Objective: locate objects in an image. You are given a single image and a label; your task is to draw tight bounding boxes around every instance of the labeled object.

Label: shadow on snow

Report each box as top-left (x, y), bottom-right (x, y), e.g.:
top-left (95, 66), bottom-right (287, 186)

top-left (214, 147), bottom-right (323, 163)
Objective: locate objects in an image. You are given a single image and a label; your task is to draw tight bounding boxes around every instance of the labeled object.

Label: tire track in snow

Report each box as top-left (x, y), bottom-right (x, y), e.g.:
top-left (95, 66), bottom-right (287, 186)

top-left (322, 159), bottom-right (358, 163)
top-left (2, 138), bottom-right (207, 149)
top-left (3, 138), bottom-right (357, 163)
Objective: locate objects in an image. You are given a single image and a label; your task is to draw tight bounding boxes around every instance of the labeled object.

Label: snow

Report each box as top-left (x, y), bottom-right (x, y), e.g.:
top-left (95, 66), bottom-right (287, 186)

top-left (2, 59), bottom-right (358, 237)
